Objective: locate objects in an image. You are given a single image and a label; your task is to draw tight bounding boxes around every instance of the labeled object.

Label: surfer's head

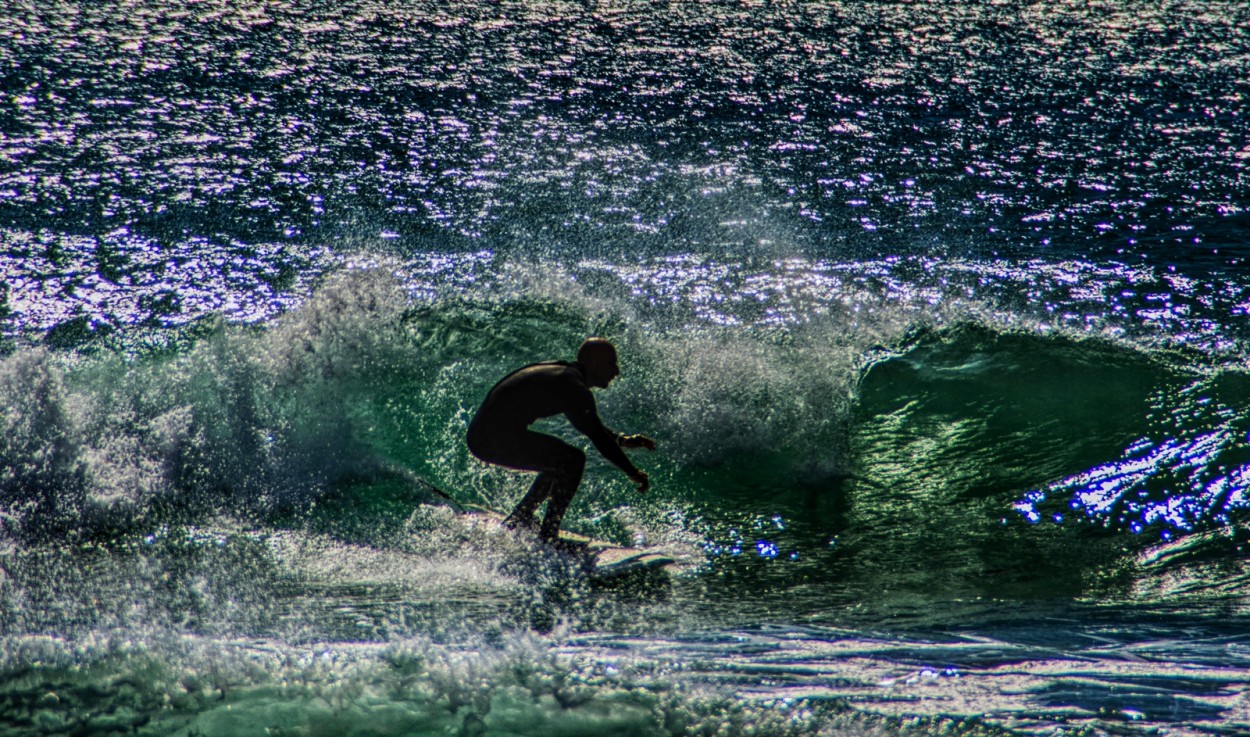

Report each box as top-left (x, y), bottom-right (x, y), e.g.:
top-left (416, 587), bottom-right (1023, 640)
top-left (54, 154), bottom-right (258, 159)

top-left (578, 337), bottom-right (620, 389)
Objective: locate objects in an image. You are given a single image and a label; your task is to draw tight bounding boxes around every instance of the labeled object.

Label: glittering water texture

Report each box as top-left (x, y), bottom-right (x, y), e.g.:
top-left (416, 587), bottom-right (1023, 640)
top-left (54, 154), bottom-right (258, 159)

top-left (2, 0), bottom-right (1248, 338)
top-left (3, 2), bottom-right (1248, 280)
top-left (3, 1), bottom-right (1250, 736)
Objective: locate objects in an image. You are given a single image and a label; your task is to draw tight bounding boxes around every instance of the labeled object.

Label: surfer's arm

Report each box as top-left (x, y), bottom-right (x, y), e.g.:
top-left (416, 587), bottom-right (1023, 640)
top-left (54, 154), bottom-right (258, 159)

top-left (616, 433), bottom-right (656, 450)
top-left (587, 422), bottom-right (650, 492)
top-left (565, 395), bottom-right (646, 479)
top-left (568, 407), bottom-right (639, 473)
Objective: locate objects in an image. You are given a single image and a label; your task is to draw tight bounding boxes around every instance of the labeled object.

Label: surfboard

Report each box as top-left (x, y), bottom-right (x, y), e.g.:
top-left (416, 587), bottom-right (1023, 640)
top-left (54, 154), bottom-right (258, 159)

top-left (462, 506), bottom-right (675, 582)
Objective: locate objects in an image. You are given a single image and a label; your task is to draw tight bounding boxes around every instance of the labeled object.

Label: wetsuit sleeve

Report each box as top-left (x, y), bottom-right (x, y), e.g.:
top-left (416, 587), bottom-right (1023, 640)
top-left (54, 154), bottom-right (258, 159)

top-left (565, 391), bottom-right (639, 476)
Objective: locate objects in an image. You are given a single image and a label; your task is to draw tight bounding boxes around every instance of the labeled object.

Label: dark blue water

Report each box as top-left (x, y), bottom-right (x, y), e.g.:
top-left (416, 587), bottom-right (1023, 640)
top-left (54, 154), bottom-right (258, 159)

top-left (2, 2), bottom-right (1250, 734)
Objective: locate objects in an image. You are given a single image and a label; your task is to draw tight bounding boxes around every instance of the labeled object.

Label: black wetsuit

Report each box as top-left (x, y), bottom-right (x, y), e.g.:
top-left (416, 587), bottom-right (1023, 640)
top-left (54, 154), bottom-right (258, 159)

top-left (467, 361), bottom-right (639, 540)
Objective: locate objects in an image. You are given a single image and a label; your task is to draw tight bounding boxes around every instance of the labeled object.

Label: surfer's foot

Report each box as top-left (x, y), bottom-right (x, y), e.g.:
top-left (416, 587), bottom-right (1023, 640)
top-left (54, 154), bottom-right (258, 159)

top-left (501, 513), bottom-right (539, 533)
top-left (545, 537), bottom-right (590, 554)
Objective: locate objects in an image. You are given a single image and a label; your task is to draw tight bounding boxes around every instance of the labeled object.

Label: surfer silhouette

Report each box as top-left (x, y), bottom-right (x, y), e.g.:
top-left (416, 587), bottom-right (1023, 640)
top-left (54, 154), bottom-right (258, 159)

top-left (467, 338), bottom-right (655, 544)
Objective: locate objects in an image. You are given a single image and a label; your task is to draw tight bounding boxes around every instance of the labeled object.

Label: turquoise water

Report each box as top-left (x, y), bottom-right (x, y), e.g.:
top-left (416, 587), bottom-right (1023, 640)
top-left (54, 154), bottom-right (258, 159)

top-left (3, 1), bottom-right (1250, 734)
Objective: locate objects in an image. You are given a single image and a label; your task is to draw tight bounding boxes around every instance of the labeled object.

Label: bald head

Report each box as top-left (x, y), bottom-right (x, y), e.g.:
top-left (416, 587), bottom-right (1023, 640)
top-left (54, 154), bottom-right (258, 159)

top-left (577, 338), bottom-right (620, 388)
top-left (578, 337), bottom-right (616, 364)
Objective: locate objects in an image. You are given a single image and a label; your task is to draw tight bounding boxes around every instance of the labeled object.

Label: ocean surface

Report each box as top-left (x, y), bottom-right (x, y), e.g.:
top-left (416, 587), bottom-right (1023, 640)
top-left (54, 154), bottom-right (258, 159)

top-left (2, 1), bottom-right (1250, 734)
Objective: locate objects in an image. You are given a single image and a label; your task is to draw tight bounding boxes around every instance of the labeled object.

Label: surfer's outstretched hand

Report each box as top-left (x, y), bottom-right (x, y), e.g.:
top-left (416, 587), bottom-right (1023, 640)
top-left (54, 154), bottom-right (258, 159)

top-left (620, 434), bottom-right (657, 450)
top-left (629, 469), bottom-right (650, 494)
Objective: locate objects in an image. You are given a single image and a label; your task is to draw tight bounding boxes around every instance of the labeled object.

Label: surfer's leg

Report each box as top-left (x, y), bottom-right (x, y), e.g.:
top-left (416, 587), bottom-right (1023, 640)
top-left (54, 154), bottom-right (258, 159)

top-left (538, 449), bottom-right (586, 543)
top-left (497, 431), bottom-right (585, 541)
top-left (504, 474), bottom-right (555, 531)
top-left (472, 428), bottom-right (584, 536)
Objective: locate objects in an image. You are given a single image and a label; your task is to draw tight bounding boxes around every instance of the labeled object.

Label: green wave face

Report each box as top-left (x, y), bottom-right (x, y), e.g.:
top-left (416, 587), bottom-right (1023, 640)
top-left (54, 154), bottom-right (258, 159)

top-left (9, 266), bottom-right (1250, 621)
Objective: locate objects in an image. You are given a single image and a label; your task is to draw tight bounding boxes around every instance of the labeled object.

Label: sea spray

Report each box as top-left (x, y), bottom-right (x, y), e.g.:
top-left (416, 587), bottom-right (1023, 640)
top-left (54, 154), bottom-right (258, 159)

top-left (0, 349), bottom-right (89, 539)
top-left (0, 268), bottom-right (436, 538)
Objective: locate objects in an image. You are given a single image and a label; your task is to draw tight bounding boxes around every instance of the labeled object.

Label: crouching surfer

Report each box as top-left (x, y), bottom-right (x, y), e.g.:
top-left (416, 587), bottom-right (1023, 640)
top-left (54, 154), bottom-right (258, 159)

top-left (467, 338), bottom-right (655, 545)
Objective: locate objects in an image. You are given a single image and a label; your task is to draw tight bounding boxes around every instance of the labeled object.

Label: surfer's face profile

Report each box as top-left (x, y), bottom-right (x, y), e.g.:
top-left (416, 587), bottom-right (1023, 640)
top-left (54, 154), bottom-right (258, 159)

top-left (578, 338), bottom-right (621, 389)
top-left (585, 353), bottom-right (619, 388)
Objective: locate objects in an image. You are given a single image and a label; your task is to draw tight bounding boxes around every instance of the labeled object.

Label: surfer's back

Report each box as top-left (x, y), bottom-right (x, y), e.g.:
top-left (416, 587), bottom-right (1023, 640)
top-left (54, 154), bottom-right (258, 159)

top-left (472, 362), bottom-right (593, 431)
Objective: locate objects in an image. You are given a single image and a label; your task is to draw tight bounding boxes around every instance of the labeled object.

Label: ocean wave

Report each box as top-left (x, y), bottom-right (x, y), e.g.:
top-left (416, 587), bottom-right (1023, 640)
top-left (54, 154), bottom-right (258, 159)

top-left (5, 259), bottom-right (1250, 608)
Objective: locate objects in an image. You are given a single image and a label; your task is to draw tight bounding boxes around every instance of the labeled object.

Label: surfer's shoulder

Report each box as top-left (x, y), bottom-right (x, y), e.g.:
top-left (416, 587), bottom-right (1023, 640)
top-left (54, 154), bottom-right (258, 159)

top-left (495, 361), bottom-right (582, 390)
top-left (528, 360), bottom-right (582, 380)
top-left (500, 360), bottom-right (563, 379)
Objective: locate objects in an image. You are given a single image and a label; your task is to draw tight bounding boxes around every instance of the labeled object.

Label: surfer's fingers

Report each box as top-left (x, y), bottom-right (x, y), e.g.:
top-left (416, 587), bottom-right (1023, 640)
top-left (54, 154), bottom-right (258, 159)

top-left (628, 434), bottom-right (657, 450)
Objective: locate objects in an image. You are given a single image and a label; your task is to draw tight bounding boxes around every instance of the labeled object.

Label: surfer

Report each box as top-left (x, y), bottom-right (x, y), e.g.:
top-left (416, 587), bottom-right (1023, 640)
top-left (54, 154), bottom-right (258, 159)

top-left (467, 338), bottom-right (655, 544)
